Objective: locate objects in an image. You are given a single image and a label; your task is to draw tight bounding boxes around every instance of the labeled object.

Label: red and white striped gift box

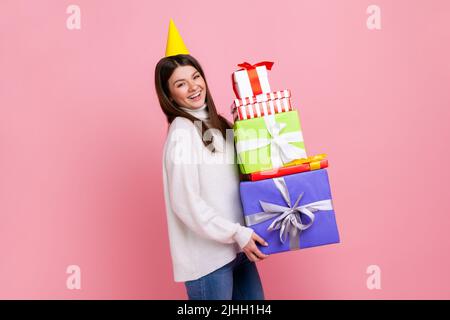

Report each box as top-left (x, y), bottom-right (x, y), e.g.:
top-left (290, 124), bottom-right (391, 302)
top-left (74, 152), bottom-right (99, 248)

top-left (231, 90), bottom-right (294, 121)
top-left (233, 89), bottom-right (292, 107)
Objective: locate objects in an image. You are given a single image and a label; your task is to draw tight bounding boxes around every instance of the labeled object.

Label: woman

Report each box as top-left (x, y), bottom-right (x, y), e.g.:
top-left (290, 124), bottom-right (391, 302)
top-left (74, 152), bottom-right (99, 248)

top-left (155, 53), bottom-right (269, 300)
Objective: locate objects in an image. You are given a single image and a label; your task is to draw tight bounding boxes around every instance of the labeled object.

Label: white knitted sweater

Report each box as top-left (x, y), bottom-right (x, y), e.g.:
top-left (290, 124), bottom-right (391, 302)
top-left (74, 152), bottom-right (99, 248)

top-left (162, 104), bottom-right (254, 282)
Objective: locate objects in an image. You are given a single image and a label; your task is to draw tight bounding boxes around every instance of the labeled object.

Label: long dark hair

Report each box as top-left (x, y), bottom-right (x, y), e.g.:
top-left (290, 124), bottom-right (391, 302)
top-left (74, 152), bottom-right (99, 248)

top-left (154, 54), bottom-right (232, 152)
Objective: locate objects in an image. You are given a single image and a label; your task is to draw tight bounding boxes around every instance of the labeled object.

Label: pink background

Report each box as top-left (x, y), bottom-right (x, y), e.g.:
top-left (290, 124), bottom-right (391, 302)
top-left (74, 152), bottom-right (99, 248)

top-left (1, 0), bottom-right (450, 299)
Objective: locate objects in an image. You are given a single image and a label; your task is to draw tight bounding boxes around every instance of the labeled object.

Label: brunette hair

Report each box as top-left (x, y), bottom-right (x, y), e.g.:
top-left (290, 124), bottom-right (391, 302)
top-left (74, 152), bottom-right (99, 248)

top-left (154, 54), bottom-right (232, 152)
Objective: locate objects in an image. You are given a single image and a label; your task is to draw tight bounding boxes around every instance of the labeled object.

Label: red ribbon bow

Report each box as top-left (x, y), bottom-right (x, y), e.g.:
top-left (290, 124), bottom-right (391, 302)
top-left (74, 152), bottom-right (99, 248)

top-left (237, 61), bottom-right (274, 71)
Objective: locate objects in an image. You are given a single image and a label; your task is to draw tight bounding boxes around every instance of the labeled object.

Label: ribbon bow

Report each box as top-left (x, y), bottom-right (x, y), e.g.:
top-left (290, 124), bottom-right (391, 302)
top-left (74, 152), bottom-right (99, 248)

top-left (244, 177), bottom-right (334, 249)
top-left (235, 114), bottom-right (306, 169)
top-left (237, 61), bottom-right (274, 71)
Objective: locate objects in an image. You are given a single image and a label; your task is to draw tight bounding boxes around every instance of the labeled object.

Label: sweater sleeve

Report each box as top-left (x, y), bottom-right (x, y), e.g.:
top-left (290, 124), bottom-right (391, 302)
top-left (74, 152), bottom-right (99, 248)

top-left (164, 120), bottom-right (254, 249)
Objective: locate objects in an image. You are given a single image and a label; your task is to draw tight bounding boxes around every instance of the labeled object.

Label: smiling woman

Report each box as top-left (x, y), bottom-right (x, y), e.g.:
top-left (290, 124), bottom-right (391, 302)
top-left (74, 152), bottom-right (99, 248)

top-left (169, 67), bottom-right (206, 107)
top-left (154, 54), bottom-right (229, 151)
top-left (154, 20), bottom-right (267, 300)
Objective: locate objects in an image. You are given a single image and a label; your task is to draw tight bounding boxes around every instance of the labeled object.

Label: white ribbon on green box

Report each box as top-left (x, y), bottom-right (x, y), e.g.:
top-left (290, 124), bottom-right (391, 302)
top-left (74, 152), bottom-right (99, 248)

top-left (234, 111), bottom-right (307, 173)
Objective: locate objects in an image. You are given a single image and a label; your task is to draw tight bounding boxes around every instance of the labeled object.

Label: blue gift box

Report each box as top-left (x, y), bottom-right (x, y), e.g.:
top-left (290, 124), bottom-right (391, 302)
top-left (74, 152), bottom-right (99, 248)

top-left (239, 169), bottom-right (340, 255)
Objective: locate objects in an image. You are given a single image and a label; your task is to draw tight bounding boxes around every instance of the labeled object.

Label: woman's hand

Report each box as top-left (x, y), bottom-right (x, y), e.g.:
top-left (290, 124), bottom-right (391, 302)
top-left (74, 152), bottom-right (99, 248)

top-left (243, 232), bottom-right (269, 262)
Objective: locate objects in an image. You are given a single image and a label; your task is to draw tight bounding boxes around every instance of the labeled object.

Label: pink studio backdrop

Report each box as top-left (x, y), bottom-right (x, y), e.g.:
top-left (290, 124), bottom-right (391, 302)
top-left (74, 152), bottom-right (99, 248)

top-left (1, 0), bottom-right (449, 299)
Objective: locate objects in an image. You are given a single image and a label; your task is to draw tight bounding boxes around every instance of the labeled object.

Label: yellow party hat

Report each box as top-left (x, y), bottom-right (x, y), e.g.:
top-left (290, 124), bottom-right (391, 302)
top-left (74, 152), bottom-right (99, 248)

top-left (165, 19), bottom-right (190, 57)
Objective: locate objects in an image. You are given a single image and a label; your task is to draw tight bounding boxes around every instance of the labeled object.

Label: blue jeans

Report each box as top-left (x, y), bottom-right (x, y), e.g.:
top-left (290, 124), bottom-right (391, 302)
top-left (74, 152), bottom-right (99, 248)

top-left (184, 252), bottom-right (265, 300)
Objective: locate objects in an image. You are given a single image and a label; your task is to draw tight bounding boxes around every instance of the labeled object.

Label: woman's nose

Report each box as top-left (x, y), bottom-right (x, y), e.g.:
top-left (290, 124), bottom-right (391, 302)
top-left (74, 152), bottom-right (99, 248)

top-left (188, 81), bottom-right (199, 91)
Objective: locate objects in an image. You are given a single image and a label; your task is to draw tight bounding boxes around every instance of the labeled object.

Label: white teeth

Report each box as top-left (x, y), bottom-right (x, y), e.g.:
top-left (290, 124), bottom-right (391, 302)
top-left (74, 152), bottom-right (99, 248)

top-left (189, 92), bottom-right (201, 99)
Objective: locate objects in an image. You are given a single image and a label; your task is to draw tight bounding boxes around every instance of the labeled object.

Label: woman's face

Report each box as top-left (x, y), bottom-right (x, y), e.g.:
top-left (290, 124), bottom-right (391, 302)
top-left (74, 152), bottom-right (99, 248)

top-left (167, 65), bottom-right (207, 110)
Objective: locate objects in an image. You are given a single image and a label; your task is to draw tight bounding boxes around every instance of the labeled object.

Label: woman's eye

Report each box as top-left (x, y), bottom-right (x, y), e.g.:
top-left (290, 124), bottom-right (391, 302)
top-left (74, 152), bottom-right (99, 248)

top-left (194, 75), bottom-right (200, 79)
top-left (177, 83), bottom-right (185, 88)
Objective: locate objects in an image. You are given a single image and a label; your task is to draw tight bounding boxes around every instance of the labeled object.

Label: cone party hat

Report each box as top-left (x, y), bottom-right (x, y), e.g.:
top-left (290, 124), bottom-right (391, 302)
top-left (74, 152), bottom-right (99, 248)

top-left (165, 19), bottom-right (190, 57)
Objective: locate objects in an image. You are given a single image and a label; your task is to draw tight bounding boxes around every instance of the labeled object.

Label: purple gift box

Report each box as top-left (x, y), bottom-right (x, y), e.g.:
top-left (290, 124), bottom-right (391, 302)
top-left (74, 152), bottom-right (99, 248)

top-left (239, 168), bottom-right (340, 255)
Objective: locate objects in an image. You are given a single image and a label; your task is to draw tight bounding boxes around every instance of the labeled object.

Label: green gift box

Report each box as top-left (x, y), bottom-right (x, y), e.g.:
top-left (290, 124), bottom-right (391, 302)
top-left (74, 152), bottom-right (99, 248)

top-left (233, 110), bottom-right (307, 174)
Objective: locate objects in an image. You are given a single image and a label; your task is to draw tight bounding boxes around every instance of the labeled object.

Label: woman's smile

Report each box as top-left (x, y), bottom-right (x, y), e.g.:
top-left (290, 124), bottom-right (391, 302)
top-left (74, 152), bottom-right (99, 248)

top-left (188, 90), bottom-right (202, 101)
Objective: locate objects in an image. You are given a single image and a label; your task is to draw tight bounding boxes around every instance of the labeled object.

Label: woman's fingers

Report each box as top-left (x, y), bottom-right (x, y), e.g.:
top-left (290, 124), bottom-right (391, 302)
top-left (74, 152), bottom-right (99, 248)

top-left (243, 250), bottom-right (254, 261)
top-left (252, 232), bottom-right (269, 247)
top-left (252, 246), bottom-right (268, 259)
top-left (245, 243), bottom-right (268, 261)
top-left (243, 235), bottom-right (270, 261)
top-left (247, 251), bottom-right (260, 262)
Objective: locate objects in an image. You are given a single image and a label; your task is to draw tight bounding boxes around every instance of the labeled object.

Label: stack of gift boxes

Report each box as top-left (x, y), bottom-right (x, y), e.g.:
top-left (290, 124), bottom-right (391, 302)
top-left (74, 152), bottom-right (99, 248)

top-left (231, 61), bottom-right (340, 255)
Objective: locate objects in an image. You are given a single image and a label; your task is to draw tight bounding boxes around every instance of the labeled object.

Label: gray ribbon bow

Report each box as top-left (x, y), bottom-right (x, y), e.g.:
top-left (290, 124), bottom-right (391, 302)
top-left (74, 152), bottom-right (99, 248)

top-left (244, 177), bottom-right (334, 250)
